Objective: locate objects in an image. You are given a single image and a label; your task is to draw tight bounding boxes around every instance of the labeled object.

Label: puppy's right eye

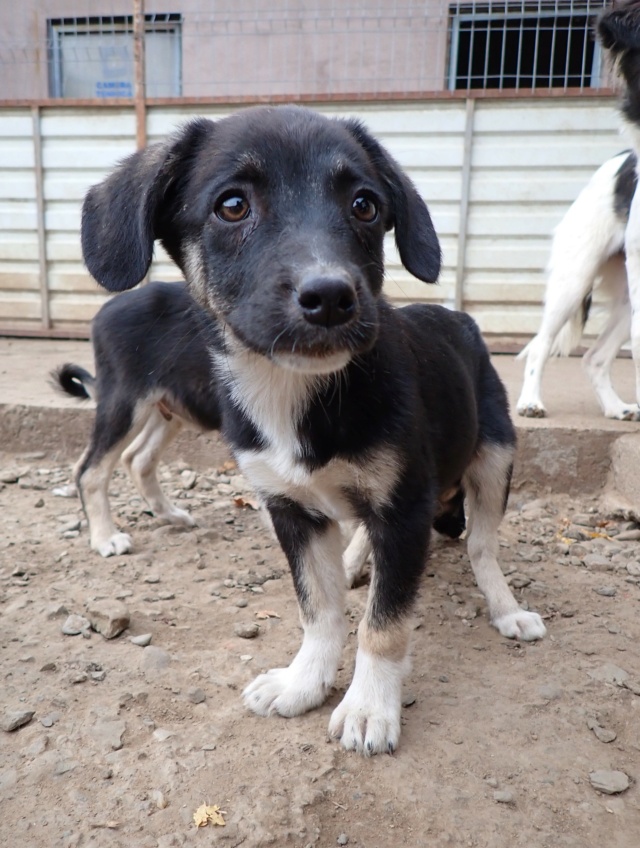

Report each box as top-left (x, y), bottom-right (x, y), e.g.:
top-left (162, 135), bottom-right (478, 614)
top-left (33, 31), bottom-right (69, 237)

top-left (215, 194), bottom-right (250, 223)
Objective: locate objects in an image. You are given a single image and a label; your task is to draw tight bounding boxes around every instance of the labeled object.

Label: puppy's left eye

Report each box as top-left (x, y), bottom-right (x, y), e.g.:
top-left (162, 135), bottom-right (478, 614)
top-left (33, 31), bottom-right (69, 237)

top-left (215, 194), bottom-right (251, 223)
top-left (352, 195), bottom-right (378, 223)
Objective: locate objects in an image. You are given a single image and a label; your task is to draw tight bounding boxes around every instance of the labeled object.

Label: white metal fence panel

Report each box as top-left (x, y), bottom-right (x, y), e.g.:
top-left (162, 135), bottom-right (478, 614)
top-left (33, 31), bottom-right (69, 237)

top-left (0, 96), bottom-right (626, 337)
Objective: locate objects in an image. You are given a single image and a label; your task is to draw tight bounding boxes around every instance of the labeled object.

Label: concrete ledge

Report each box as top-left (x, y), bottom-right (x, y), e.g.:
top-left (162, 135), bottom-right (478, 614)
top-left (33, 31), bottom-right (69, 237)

top-left (2, 338), bottom-right (640, 496)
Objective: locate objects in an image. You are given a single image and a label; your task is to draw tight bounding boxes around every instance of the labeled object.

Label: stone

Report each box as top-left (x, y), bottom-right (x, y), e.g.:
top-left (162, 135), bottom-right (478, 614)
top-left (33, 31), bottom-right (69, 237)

top-left (615, 529), bottom-right (640, 541)
top-left (626, 561), bottom-right (640, 577)
top-left (86, 600), bottom-right (130, 639)
top-left (153, 728), bottom-right (175, 742)
top-left (589, 770), bottom-right (630, 795)
top-left (588, 663), bottom-right (628, 686)
top-left (337, 835), bottom-right (349, 846)
top-left (92, 719), bottom-right (126, 751)
top-left (187, 687), bottom-right (206, 704)
top-left (402, 692), bottom-right (417, 707)
top-left (130, 633), bottom-right (153, 647)
top-left (1, 710), bottom-right (35, 732)
top-left (593, 586), bottom-right (616, 597)
top-left (152, 789), bottom-right (169, 809)
top-left (234, 622), bottom-right (260, 639)
top-left (586, 717), bottom-right (617, 744)
top-left (61, 614), bottom-right (91, 636)
top-left (493, 790), bottom-right (515, 804)
top-left (141, 646), bottom-right (171, 672)
top-left (181, 470), bottom-right (197, 489)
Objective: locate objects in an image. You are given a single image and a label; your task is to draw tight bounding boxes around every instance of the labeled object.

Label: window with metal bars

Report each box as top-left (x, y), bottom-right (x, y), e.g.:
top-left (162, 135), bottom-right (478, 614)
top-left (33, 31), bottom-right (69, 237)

top-left (448, 1), bottom-right (607, 91)
top-left (47, 14), bottom-right (182, 99)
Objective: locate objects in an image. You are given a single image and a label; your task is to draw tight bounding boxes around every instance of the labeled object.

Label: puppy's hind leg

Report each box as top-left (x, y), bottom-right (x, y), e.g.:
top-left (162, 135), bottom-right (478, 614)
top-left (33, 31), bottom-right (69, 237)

top-left (464, 443), bottom-right (546, 641)
top-left (78, 405), bottom-right (149, 557)
top-left (122, 407), bottom-right (195, 526)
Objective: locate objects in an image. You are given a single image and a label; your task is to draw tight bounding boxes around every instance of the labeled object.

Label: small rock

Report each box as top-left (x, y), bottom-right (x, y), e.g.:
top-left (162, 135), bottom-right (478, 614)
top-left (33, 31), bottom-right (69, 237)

top-left (86, 599), bottom-right (130, 639)
top-left (130, 633), bottom-right (153, 647)
top-left (337, 835), bottom-right (349, 846)
top-left (143, 575), bottom-right (161, 584)
top-left (0, 466), bottom-right (29, 483)
top-left (615, 529), bottom-right (640, 541)
top-left (40, 712), bottom-right (60, 728)
top-left (626, 562), bottom-right (640, 577)
top-left (47, 603), bottom-right (69, 620)
top-left (593, 586), bottom-right (616, 597)
top-left (152, 789), bottom-right (169, 809)
top-left (234, 622), bottom-right (260, 639)
top-left (589, 770), bottom-right (630, 795)
top-left (92, 719), bottom-right (126, 751)
top-left (187, 687), bottom-right (206, 705)
top-left (153, 728), bottom-right (175, 742)
top-left (141, 646), bottom-right (171, 672)
top-left (538, 684), bottom-right (562, 701)
top-left (588, 663), bottom-right (629, 686)
top-left (493, 790), bottom-right (515, 805)
top-left (235, 598), bottom-right (249, 608)
top-left (59, 519), bottom-right (81, 533)
top-left (402, 692), bottom-right (417, 708)
top-left (586, 717), bottom-right (617, 744)
top-left (61, 614), bottom-right (91, 636)
top-left (158, 591), bottom-right (175, 601)
top-left (181, 470), bottom-right (197, 490)
top-left (1, 710), bottom-right (35, 732)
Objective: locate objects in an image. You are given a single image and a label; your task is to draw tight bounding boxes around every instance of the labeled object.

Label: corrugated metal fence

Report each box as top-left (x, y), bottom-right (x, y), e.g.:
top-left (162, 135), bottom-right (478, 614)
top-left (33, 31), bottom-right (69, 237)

top-left (0, 94), bottom-right (627, 339)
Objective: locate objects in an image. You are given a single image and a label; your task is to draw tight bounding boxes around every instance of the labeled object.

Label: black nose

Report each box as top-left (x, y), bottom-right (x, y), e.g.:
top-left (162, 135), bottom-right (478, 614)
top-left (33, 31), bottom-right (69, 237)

top-left (297, 277), bottom-right (357, 327)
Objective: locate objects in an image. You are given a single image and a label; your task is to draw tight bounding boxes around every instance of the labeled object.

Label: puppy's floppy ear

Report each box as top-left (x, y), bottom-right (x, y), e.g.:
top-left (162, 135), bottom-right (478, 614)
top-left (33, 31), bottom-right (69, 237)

top-left (81, 118), bottom-right (214, 291)
top-left (342, 119), bottom-right (441, 283)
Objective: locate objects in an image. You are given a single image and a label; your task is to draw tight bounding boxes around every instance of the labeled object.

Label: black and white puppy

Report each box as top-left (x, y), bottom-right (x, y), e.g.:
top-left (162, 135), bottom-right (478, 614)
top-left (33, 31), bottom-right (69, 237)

top-left (516, 150), bottom-right (637, 419)
top-left (53, 282), bottom-right (221, 557)
top-left (80, 105), bottom-right (545, 756)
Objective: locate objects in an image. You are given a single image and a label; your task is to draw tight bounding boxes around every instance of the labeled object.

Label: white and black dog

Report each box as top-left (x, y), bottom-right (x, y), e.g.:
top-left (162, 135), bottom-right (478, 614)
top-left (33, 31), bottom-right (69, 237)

top-left (80, 105), bottom-right (545, 756)
top-left (518, 2), bottom-right (640, 420)
top-left (53, 282), bottom-right (221, 557)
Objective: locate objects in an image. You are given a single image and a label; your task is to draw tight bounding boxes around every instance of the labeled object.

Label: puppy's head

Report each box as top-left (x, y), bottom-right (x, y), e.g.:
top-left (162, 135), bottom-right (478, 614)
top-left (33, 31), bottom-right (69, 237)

top-left (598, 2), bottom-right (640, 116)
top-left (82, 106), bottom-right (440, 374)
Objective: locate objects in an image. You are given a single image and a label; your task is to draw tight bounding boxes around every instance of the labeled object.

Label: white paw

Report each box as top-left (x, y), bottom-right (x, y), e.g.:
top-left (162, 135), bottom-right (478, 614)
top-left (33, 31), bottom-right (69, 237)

top-left (516, 402), bottom-right (547, 419)
top-left (95, 532), bottom-right (133, 558)
top-left (328, 652), bottom-right (405, 756)
top-left (607, 405), bottom-right (640, 421)
top-left (493, 609), bottom-right (546, 641)
top-left (243, 666), bottom-right (330, 718)
top-left (156, 505), bottom-right (196, 527)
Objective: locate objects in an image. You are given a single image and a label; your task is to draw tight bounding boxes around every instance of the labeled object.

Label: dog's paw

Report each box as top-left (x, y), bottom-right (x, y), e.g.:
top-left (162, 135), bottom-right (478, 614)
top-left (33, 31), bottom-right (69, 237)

top-left (516, 403), bottom-right (547, 419)
top-left (493, 609), bottom-right (546, 641)
top-left (328, 651), bottom-right (405, 756)
top-left (156, 505), bottom-right (196, 527)
top-left (608, 405), bottom-right (640, 421)
top-left (243, 666), bottom-right (329, 718)
top-left (95, 532), bottom-right (133, 558)
top-left (329, 694), bottom-right (401, 756)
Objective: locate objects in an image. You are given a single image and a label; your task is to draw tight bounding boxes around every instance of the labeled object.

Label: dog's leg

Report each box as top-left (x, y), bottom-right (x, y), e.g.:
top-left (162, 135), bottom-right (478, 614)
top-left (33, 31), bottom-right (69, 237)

top-left (583, 279), bottom-right (637, 419)
top-left (328, 496), bottom-right (431, 755)
top-left (625, 191), bottom-right (640, 412)
top-left (342, 523), bottom-right (371, 588)
top-left (78, 408), bottom-right (150, 558)
top-left (122, 408), bottom-right (196, 525)
top-left (243, 502), bottom-right (347, 717)
top-left (464, 443), bottom-right (546, 640)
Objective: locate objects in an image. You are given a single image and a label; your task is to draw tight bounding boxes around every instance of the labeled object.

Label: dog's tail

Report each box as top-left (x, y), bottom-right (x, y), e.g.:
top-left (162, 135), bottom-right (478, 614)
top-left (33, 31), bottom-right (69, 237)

top-left (598, 5), bottom-right (640, 131)
top-left (51, 363), bottom-right (97, 401)
top-left (517, 293), bottom-right (592, 360)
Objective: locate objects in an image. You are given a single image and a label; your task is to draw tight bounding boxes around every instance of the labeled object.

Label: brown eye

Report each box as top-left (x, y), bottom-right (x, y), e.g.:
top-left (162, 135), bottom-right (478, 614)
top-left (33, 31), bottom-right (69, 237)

top-left (352, 195), bottom-right (378, 223)
top-left (216, 194), bottom-right (250, 223)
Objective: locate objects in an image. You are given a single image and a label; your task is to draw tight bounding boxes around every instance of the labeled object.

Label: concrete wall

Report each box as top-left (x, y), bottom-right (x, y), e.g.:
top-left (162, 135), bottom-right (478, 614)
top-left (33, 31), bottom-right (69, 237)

top-left (0, 94), bottom-right (626, 339)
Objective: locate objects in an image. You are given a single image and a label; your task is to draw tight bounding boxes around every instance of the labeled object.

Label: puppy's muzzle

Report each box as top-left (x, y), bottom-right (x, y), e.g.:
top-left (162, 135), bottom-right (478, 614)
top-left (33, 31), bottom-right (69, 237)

top-left (297, 275), bottom-right (357, 328)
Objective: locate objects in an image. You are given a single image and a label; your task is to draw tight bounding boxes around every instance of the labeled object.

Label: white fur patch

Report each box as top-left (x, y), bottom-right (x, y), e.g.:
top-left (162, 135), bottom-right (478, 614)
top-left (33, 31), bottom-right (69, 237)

top-left (328, 648), bottom-right (409, 755)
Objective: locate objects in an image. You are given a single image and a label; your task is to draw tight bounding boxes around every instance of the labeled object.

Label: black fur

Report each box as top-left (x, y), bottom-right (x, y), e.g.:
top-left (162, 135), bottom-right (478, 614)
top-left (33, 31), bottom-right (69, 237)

top-left (80, 105), bottom-right (540, 755)
top-left (613, 150), bottom-right (638, 220)
top-left (599, 3), bottom-right (640, 126)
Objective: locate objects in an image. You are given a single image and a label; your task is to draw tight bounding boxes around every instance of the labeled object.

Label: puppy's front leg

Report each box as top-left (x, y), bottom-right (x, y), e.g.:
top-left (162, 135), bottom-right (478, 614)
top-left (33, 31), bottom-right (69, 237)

top-left (243, 498), bottom-right (346, 718)
top-left (329, 500), bottom-right (430, 755)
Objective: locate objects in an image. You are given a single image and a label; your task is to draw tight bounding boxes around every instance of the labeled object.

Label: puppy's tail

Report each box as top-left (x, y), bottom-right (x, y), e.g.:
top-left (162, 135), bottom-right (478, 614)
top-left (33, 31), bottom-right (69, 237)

top-left (51, 363), bottom-right (97, 401)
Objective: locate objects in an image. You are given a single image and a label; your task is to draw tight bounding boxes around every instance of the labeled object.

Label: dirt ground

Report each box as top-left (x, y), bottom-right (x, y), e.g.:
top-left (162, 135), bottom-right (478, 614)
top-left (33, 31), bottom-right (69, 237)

top-left (1, 449), bottom-right (639, 848)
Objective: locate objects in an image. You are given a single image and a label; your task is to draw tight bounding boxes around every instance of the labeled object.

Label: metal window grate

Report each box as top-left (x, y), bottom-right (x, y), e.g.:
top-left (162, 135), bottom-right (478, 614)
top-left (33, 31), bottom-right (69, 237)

top-left (0, 1), bottom-right (616, 101)
top-left (448, 0), bottom-right (609, 91)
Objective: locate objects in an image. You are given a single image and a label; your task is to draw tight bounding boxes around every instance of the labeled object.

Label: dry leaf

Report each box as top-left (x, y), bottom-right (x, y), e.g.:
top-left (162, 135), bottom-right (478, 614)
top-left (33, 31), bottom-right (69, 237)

top-left (193, 804), bottom-right (226, 828)
top-left (233, 495), bottom-right (260, 510)
top-left (255, 610), bottom-right (280, 620)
